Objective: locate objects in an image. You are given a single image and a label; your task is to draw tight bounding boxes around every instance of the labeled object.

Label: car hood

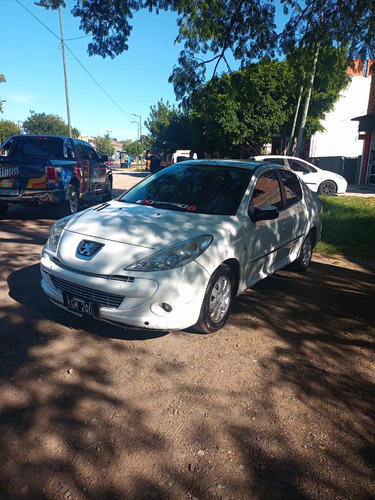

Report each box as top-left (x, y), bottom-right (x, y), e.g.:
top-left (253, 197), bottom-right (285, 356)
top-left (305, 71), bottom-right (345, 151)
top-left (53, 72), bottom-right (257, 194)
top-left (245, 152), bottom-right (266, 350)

top-left (66, 200), bottom-right (220, 247)
top-left (58, 201), bottom-right (233, 274)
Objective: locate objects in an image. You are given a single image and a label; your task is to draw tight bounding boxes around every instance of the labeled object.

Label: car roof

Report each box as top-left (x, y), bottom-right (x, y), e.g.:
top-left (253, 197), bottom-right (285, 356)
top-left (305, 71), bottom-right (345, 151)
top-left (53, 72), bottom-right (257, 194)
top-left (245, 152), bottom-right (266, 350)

top-left (178, 159), bottom-right (269, 172)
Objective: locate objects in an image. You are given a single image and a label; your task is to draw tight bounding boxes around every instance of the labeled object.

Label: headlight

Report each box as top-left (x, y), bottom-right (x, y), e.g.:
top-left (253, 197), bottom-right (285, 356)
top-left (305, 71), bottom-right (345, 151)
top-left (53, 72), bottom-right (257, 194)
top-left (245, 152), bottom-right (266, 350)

top-left (48, 216), bottom-right (71, 251)
top-left (126, 234), bottom-right (213, 271)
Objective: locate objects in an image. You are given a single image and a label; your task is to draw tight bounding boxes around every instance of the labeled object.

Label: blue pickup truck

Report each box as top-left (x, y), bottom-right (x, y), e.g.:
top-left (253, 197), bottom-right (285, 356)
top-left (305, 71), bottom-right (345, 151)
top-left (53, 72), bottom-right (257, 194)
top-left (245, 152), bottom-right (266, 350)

top-left (0, 134), bottom-right (112, 217)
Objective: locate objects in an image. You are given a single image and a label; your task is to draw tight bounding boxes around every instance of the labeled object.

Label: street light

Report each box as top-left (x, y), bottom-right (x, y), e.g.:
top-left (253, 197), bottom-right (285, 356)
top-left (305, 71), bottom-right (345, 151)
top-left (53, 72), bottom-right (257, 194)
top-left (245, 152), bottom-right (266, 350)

top-left (35, 1), bottom-right (72, 137)
top-left (131, 114), bottom-right (142, 142)
top-left (131, 120), bottom-right (140, 141)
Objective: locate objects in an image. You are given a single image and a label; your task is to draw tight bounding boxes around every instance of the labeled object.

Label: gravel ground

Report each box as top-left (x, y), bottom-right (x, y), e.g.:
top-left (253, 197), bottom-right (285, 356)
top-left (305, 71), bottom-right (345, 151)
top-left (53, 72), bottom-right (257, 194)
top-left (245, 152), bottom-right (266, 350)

top-left (0, 171), bottom-right (374, 499)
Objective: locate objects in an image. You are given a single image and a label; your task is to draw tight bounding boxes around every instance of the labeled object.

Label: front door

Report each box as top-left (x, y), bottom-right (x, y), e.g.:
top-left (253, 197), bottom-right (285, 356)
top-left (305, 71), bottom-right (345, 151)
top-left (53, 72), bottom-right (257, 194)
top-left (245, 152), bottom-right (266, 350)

top-left (243, 169), bottom-right (288, 283)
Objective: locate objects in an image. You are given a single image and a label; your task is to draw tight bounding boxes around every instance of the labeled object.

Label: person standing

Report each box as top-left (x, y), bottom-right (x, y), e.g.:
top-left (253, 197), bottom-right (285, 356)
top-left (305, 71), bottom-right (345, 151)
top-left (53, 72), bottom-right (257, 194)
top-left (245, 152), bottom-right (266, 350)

top-left (149, 148), bottom-right (162, 173)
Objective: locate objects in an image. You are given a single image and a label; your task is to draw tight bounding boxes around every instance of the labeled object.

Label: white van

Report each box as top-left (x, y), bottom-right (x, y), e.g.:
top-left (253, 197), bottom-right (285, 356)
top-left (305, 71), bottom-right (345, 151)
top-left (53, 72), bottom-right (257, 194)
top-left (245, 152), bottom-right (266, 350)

top-left (171, 150), bottom-right (197, 163)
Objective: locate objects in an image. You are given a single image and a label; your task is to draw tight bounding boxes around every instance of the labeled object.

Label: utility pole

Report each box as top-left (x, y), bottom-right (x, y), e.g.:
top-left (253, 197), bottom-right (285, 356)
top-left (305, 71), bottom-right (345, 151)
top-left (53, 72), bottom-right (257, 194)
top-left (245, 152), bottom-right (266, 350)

top-left (35, 2), bottom-right (72, 137)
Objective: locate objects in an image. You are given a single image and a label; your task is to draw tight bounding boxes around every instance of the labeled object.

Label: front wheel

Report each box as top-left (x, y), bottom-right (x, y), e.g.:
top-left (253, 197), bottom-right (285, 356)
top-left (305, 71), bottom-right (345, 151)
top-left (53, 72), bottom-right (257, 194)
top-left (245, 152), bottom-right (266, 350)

top-left (290, 233), bottom-right (313, 272)
top-left (195, 264), bottom-right (234, 334)
top-left (318, 180), bottom-right (336, 196)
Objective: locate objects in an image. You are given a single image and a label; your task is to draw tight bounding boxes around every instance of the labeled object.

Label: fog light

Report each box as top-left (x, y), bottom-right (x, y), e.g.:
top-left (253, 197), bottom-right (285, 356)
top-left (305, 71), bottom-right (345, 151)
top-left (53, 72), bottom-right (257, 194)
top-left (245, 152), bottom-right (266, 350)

top-left (162, 302), bottom-right (172, 312)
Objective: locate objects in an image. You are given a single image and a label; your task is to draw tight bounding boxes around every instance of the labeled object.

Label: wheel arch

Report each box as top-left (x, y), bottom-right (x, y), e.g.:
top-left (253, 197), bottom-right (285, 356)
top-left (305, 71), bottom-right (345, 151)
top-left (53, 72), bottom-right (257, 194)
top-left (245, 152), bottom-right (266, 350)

top-left (222, 258), bottom-right (240, 296)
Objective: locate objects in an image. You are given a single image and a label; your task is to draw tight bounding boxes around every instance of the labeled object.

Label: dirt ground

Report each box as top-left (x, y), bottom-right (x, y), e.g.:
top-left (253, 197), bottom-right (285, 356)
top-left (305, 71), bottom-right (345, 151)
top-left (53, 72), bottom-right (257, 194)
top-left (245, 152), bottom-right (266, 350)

top-left (0, 171), bottom-right (374, 500)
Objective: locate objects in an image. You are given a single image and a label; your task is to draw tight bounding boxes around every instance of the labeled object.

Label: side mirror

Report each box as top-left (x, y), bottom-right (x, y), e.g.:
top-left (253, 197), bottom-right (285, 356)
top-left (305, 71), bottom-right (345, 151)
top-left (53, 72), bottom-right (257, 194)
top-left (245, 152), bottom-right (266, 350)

top-left (101, 155), bottom-right (109, 162)
top-left (251, 205), bottom-right (279, 222)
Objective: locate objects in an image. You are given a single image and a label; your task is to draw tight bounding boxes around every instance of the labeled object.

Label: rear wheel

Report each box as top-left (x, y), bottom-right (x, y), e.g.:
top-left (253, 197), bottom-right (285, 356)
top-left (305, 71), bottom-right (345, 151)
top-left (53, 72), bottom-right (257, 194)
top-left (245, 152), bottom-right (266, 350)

top-left (102, 178), bottom-right (113, 202)
top-left (0, 204), bottom-right (9, 216)
top-left (290, 233), bottom-right (313, 272)
top-left (318, 180), bottom-right (336, 196)
top-left (195, 264), bottom-right (234, 334)
top-left (57, 184), bottom-right (79, 217)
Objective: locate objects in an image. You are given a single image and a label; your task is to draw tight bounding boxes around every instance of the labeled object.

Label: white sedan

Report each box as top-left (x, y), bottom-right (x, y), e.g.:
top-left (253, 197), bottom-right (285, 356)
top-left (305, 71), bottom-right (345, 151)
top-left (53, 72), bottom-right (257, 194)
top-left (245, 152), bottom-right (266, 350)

top-left (40, 160), bottom-right (322, 333)
top-left (252, 155), bottom-right (347, 195)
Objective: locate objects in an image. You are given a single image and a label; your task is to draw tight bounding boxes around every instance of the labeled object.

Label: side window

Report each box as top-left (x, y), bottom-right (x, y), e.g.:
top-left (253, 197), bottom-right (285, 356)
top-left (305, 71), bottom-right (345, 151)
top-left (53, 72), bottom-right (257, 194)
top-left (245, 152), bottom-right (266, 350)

top-left (288, 159), bottom-right (309, 173)
top-left (280, 170), bottom-right (302, 207)
top-left (250, 170), bottom-right (283, 216)
top-left (86, 144), bottom-right (100, 161)
top-left (76, 143), bottom-right (90, 161)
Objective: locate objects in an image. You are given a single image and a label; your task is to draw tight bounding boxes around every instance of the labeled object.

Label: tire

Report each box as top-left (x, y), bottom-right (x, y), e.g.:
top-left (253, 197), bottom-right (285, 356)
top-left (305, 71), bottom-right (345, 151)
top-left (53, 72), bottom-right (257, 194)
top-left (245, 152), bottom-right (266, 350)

top-left (58, 184), bottom-right (79, 217)
top-left (318, 180), bottom-right (336, 196)
top-left (102, 178), bottom-right (113, 202)
top-left (0, 204), bottom-right (9, 216)
top-left (290, 233), bottom-right (313, 272)
top-left (195, 264), bottom-right (234, 334)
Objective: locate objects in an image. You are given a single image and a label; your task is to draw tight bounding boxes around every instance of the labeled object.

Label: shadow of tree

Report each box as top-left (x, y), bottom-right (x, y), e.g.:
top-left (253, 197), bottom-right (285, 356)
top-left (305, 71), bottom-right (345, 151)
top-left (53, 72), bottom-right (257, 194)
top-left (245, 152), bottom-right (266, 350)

top-left (1, 209), bottom-right (375, 499)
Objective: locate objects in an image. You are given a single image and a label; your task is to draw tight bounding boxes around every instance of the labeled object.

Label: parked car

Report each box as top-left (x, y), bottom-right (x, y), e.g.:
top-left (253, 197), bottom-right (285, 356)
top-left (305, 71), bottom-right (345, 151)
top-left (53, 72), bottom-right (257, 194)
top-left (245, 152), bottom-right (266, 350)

top-left (40, 159), bottom-right (322, 333)
top-left (252, 155), bottom-right (347, 195)
top-left (171, 150), bottom-right (197, 163)
top-left (0, 134), bottom-right (112, 216)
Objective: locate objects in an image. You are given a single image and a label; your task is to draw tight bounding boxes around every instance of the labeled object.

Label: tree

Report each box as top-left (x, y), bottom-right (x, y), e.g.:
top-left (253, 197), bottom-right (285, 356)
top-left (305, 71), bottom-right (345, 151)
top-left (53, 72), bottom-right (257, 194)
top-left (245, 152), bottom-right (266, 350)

top-left (46, 1), bottom-right (374, 102)
top-left (189, 59), bottom-right (293, 157)
top-left (280, 0), bottom-right (375, 61)
top-left (279, 44), bottom-right (350, 155)
top-left (95, 134), bottom-right (115, 158)
top-left (146, 52), bottom-right (349, 157)
top-left (22, 112), bottom-right (80, 137)
top-left (0, 120), bottom-right (21, 144)
top-left (123, 140), bottom-right (144, 158)
top-left (145, 99), bottom-right (192, 153)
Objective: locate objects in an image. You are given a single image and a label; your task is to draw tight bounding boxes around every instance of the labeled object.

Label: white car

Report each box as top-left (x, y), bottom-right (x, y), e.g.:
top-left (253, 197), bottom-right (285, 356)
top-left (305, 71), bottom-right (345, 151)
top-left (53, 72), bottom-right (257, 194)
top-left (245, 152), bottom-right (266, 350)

top-left (252, 155), bottom-right (347, 195)
top-left (171, 150), bottom-right (197, 163)
top-left (40, 160), bottom-right (322, 334)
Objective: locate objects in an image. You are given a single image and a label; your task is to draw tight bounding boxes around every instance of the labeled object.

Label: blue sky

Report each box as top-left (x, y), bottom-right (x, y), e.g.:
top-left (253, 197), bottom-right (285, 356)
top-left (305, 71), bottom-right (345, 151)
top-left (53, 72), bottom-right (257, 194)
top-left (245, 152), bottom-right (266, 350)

top-left (1, 0), bottom-right (286, 142)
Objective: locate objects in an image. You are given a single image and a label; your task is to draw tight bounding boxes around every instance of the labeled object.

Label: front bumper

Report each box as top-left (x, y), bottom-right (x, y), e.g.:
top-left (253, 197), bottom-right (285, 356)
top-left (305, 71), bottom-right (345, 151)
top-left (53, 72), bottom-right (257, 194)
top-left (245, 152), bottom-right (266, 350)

top-left (40, 250), bottom-right (210, 330)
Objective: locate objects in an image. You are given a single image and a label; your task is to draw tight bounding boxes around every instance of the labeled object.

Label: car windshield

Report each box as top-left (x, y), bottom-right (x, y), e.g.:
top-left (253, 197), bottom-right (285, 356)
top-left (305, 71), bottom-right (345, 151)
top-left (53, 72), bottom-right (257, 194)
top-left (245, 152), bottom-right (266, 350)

top-left (119, 163), bottom-right (253, 215)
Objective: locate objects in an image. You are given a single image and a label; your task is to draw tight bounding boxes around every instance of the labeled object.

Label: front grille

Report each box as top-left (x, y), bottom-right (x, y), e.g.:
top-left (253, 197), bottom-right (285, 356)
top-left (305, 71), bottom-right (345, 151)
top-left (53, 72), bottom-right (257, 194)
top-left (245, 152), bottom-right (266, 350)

top-left (49, 274), bottom-right (124, 308)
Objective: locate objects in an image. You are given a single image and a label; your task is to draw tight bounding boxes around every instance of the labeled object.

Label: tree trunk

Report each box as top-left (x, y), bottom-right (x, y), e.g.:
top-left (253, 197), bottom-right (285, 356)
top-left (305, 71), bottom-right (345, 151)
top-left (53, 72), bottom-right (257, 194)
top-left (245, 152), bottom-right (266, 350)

top-left (287, 82), bottom-right (304, 155)
top-left (295, 42), bottom-right (321, 157)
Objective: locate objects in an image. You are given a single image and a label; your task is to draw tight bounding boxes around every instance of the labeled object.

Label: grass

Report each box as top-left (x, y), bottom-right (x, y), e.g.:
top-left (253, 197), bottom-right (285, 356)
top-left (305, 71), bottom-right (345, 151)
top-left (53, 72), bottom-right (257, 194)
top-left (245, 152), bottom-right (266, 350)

top-left (315, 196), bottom-right (375, 258)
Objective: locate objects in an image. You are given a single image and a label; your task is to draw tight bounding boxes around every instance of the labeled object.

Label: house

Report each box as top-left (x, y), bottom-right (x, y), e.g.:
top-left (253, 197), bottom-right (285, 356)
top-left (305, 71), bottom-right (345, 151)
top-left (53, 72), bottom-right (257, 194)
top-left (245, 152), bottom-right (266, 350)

top-left (309, 60), bottom-right (374, 185)
top-left (351, 60), bottom-right (375, 185)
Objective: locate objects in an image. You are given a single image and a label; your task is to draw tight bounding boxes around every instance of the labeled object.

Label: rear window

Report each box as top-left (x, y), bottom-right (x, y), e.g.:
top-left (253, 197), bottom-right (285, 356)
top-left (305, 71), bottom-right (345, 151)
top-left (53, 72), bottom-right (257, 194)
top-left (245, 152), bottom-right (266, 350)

top-left (9, 137), bottom-right (65, 159)
top-left (120, 163), bottom-right (253, 215)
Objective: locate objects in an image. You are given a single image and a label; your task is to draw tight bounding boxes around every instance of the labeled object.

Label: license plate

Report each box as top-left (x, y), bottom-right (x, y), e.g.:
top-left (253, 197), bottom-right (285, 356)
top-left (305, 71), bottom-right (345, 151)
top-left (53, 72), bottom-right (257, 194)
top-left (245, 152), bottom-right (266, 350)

top-left (0, 188), bottom-right (19, 196)
top-left (63, 292), bottom-right (96, 316)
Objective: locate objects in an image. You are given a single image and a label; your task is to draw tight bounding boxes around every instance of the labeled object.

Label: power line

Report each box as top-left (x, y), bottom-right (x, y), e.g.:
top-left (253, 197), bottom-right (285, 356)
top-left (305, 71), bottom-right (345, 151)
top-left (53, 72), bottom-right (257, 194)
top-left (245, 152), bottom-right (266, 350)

top-left (15, 0), bottom-right (134, 123)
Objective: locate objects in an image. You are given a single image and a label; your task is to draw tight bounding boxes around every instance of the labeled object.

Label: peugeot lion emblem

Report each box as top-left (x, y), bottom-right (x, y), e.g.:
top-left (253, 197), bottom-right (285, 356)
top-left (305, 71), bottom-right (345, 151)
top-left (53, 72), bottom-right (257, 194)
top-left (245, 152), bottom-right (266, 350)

top-left (76, 240), bottom-right (104, 260)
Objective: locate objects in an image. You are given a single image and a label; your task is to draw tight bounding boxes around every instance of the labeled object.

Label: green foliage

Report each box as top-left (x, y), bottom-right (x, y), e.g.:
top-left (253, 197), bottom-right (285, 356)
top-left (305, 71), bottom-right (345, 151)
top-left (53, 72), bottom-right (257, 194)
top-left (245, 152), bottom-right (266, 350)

top-left (145, 99), bottom-right (192, 153)
top-left (123, 140), bottom-right (143, 157)
top-left (315, 197), bottom-right (375, 258)
top-left (146, 50), bottom-right (350, 157)
top-left (190, 59), bottom-right (293, 156)
top-left (22, 112), bottom-right (80, 137)
top-left (0, 120), bottom-right (22, 144)
top-left (280, 0), bottom-right (375, 61)
top-left (282, 45), bottom-right (350, 139)
top-left (48, 1), bottom-right (374, 104)
top-left (95, 135), bottom-right (115, 158)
